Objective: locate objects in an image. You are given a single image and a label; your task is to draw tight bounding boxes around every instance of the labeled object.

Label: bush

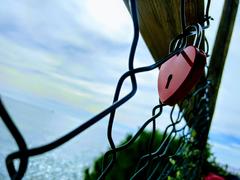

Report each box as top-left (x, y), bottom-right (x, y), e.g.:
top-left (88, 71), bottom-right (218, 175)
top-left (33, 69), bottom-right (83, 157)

top-left (83, 131), bottom-right (239, 180)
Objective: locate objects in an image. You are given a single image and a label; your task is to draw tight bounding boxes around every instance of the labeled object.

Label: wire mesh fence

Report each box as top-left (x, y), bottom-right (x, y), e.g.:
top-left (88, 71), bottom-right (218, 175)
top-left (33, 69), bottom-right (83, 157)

top-left (0, 0), bottom-right (215, 179)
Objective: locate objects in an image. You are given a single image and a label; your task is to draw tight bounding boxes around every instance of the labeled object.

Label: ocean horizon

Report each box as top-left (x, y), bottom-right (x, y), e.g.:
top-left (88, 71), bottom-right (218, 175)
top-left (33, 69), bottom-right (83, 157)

top-left (0, 95), bottom-right (239, 179)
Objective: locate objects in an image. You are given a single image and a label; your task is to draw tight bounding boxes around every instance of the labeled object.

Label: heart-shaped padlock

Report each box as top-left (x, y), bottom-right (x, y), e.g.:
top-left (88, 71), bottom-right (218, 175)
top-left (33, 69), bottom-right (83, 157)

top-left (158, 24), bottom-right (206, 105)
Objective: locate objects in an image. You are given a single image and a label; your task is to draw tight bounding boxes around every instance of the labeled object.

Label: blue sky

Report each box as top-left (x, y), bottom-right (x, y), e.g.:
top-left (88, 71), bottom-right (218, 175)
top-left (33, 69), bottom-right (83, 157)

top-left (0, 0), bottom-right (239, 170)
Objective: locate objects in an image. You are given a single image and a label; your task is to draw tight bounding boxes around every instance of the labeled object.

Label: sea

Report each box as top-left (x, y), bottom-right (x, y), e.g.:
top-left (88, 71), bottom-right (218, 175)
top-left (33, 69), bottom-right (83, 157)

top-left (0, 95), bottom-right (239, 179)
top-left (0, 96), bottom-right (129, 179)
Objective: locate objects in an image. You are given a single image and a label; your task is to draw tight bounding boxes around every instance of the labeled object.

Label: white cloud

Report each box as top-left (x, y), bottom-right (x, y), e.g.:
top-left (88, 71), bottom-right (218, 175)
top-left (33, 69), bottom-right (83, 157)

top-left (210, 142), bottom-right (240, 169)
top-left (81, 0), bottom-right (133, 43)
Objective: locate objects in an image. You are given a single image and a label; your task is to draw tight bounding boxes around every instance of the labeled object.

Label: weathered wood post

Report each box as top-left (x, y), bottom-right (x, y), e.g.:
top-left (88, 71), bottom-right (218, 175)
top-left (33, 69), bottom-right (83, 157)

top-left (123, 0), bottom-right (204, 59)
top-left (200, 0), bottom-right (239, 151)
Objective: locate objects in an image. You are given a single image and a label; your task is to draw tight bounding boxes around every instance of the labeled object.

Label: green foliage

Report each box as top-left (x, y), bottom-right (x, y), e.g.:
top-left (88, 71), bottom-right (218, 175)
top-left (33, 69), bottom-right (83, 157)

top-left (83, 131), bottom-right (237, 180)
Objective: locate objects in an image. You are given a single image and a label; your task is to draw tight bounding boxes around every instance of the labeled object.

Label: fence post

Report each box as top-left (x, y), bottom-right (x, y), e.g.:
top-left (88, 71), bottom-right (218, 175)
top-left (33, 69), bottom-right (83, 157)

top-left (199, 0), bottom-right (239, 151)
top-left (123, 0), bottom-right (205, 59)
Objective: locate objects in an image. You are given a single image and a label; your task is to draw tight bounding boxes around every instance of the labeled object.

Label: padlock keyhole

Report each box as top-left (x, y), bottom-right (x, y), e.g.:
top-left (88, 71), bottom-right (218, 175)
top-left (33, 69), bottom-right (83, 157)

top-left (165, 74), bottom-right (173, 89)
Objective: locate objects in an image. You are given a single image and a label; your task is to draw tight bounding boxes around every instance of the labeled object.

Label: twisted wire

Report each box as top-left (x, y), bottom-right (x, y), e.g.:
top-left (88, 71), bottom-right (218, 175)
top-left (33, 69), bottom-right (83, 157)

top-left (0, 0), bottom-right (213, 179)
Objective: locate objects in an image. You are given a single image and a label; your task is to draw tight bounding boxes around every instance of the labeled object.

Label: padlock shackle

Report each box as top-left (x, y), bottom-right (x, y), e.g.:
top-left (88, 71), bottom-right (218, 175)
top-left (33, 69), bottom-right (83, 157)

top-left (183, 24), bottom-right (202, 48)
top-left (169, 23), bottom-right (203, 53)
top-left (194, 23), bottom-right (203, 48)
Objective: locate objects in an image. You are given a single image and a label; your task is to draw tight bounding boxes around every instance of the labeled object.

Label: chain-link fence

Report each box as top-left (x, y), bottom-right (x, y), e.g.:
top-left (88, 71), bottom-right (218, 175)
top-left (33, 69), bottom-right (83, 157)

top-left (0, 0), bottom-right (220, 179)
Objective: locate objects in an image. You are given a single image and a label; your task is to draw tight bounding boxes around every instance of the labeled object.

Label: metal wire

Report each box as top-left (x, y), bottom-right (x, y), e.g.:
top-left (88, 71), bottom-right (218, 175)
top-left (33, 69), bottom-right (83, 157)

top-left (0, 0), bottom-right (213, 179)
top-left (0, 99), bottom-right (28, 180)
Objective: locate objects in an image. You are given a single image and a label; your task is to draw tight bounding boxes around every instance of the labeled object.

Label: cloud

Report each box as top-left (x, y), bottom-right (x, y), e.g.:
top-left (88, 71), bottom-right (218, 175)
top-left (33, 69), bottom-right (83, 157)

top-left (0, 0), bottom-right (157, 118)
top-left (80, 0), bottom-right (133, 43)
top-left (210, 142), bottom-right (240, 169)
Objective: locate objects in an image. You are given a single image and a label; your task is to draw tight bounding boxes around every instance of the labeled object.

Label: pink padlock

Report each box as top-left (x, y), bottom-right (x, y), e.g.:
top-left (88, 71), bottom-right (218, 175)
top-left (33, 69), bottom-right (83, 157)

top-left (158, 45), bottom-right (206, 105)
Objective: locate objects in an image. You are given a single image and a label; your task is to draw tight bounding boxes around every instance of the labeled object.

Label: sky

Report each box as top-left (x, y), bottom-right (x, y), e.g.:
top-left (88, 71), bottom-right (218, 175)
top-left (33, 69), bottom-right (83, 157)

top-left (0, 0), bottom-right (239, 172)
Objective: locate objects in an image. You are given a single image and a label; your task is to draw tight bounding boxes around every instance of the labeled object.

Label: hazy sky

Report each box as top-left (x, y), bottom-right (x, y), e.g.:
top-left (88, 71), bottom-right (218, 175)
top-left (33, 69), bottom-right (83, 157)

top-left (0, 0), bottom-right (239, 169)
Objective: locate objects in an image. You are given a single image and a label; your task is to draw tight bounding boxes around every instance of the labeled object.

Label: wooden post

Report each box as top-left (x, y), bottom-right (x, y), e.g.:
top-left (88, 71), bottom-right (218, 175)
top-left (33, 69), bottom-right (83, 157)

top-left (123, 0), bottom-right (204, 60)
top-left (200, 0), bottom-right (239, 149)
